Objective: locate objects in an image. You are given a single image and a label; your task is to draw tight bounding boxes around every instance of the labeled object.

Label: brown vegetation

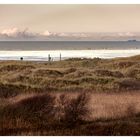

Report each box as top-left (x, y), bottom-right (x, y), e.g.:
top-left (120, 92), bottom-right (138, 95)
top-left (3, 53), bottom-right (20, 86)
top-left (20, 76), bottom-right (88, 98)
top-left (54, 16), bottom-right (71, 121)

top-left (0, 91), bottom-right (140, 135)
top-left (0, 55), bottom-right (140, 135)
top-left (0, 55), bottom-right (140, 97)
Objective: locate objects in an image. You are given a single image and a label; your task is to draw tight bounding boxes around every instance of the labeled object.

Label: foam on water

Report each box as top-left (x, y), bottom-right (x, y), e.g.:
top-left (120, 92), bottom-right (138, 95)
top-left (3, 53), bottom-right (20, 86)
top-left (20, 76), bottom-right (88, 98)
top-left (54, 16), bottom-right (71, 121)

top-left (0, 49), bottom-right (140, 61)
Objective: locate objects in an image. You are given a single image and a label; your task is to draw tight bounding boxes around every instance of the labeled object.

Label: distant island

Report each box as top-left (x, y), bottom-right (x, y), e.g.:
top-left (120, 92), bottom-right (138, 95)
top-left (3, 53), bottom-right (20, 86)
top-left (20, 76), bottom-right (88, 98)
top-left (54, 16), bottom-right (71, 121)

top-left (127, 39), bottom-right (137, 42)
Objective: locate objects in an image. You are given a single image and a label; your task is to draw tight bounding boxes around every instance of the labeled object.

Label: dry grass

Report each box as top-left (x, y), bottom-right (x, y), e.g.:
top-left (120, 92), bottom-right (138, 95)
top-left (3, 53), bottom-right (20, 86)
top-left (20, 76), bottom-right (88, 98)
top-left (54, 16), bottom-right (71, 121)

top-left (0, 55), bottom-right (140, 135)
top-left (89, 92), bottom-right (140, 120)
top-left (0, 91), bottom-right (140, 135)
top-left (0, 55), bottom-right (139, 97)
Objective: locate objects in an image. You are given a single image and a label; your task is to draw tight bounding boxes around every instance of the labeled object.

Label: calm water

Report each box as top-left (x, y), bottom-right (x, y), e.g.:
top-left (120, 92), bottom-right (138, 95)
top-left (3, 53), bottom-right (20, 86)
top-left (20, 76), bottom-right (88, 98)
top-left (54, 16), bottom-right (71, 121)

top-left (0, 41), bottom-right (140, 50)
top-left (0, 41), bottom-right (140, 61)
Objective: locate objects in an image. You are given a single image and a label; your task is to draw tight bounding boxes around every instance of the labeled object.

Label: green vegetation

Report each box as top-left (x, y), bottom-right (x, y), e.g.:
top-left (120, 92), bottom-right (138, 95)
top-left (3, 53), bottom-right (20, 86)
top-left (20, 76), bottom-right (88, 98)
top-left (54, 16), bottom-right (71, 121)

top-left (0, 55), bottom-right (140, 135)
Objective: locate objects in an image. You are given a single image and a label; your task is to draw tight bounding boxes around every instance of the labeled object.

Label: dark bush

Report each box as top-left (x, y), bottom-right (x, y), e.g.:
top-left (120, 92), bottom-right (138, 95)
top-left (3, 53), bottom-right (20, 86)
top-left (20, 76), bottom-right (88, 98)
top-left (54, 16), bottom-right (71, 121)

top-left (63, 93), bottom-right (91, 127)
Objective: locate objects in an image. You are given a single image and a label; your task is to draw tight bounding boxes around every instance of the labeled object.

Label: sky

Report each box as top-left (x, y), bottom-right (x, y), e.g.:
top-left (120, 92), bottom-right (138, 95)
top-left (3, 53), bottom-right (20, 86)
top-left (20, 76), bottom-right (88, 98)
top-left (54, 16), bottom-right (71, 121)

top-left (0, 4), bottom-right (140, 40)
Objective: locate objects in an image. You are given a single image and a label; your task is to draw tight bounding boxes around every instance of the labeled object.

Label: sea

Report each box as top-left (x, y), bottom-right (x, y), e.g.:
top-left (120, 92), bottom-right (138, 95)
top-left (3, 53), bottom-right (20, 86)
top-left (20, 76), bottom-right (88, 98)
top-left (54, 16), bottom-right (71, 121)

top-left (0, 41), bottom-right (140, 61)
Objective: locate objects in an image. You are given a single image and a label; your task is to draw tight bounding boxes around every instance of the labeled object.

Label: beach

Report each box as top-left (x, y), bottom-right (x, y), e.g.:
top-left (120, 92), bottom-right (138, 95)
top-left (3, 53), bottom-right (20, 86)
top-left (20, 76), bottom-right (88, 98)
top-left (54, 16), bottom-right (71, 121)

top-left (0, 49), bottom-right (140, 61)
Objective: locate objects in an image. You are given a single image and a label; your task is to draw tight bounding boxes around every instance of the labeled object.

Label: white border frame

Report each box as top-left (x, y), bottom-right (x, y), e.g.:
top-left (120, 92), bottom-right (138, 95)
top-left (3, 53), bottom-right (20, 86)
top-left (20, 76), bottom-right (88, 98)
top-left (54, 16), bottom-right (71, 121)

top-left (0, 0), bottom-right (140, 4)
top-left (0, 0), bottom-right (140, 139)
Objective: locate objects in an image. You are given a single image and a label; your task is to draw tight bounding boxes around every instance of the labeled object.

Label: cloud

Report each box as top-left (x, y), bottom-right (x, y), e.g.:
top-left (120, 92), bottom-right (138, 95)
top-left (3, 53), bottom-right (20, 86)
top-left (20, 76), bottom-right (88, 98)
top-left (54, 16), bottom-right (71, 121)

top-left (41, 30), bottom-right (51, 36)
top-left (117, 32), bottom-right (135, 37)
top-left (0, 28), bottom-right (140, 41)
top-left (1, 28), bottom-right (19, 37)
top-left (0, 27), bottom-right (37, 40)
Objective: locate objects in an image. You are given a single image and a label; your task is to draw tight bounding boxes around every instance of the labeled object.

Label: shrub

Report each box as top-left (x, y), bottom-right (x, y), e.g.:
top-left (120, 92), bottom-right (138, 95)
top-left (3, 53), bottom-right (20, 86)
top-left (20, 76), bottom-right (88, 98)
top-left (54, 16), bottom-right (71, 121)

top-left (2, 93), bottom-right (56, 125)
top-left (63, 93), bottom-right (91, 127)
top-left (125, 104), bottom-right (136, 117)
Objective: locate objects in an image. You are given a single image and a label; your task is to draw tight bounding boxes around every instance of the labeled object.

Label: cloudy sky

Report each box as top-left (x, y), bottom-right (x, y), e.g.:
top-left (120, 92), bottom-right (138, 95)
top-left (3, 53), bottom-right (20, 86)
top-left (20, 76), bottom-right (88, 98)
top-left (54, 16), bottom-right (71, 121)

top-left (0, 4), bottom-right (140, 40)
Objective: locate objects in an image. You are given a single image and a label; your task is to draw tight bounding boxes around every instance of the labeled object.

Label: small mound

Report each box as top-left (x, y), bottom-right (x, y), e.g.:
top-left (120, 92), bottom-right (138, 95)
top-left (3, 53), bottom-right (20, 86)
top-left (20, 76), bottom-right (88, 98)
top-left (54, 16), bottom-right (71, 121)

top-left (77, 77), bottom-right (114, 85)
top-left (127, 55), bottom-right (140, 61)
top-left (65, 70), bottom-right (92, 78)
top-left (34, 69), bottom-right (63, 77)
top-left (1, 94), bottom-right (55, 124)
top-left (0, 65), bottom-right (35, 72)
top-left (0, 83), bottom-right (29, 98)
top-left (0, 83), bottom-right (51, 98)
top-left (14, 94), bottom-right (54, 113)
top-left (94, 69), bottom-right (124, 78)
top-left (125, 68), bottom-right (140, 78)
top-left (116, 78), bottom-right (140, 91)
top-left (63, 68), bottom-right (77, 74)
top-left (114, 61), bottom-right (137, 69)
top-left (100, 61), bottom-right (138, 70)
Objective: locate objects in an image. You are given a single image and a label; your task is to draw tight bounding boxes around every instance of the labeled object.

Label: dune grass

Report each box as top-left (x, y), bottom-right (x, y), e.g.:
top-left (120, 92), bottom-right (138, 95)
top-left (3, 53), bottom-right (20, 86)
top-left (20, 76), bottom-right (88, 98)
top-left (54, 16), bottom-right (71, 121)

top-left (0, 91), bottom-right (140, 136)
top-left (0, 55), bottom-right (140, 135)
top-left (0, 55), bottom-right (140, 97)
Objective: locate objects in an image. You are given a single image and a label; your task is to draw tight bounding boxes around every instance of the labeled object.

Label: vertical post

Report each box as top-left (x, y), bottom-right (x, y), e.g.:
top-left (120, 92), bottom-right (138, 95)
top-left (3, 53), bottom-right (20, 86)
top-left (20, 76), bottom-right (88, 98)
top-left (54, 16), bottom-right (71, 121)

top-left (48, 54), bottom-right (51, 62)
top-left (48, 54), bottom-right (50, 62)
top-left (60, 53), bottom-right (61, 61)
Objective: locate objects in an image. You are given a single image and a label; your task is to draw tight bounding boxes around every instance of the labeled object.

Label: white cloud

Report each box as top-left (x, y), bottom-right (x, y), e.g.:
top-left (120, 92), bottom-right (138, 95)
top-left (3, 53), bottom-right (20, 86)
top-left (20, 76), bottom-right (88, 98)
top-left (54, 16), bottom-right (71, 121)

top-left (0, 28), bottom-right (140, 41)
top-left (41, 30), bottom-right (51, 36)
top-left (1, 27), bottom-right (19, 37)
top-left (117, 32), bottom-right (135, 37)
top-left (57, 33), bottom-right (69, 37)
top-left (0, 28), bottom-right (36, 40)
top-left (125, 32), bottom-right (135, 37)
